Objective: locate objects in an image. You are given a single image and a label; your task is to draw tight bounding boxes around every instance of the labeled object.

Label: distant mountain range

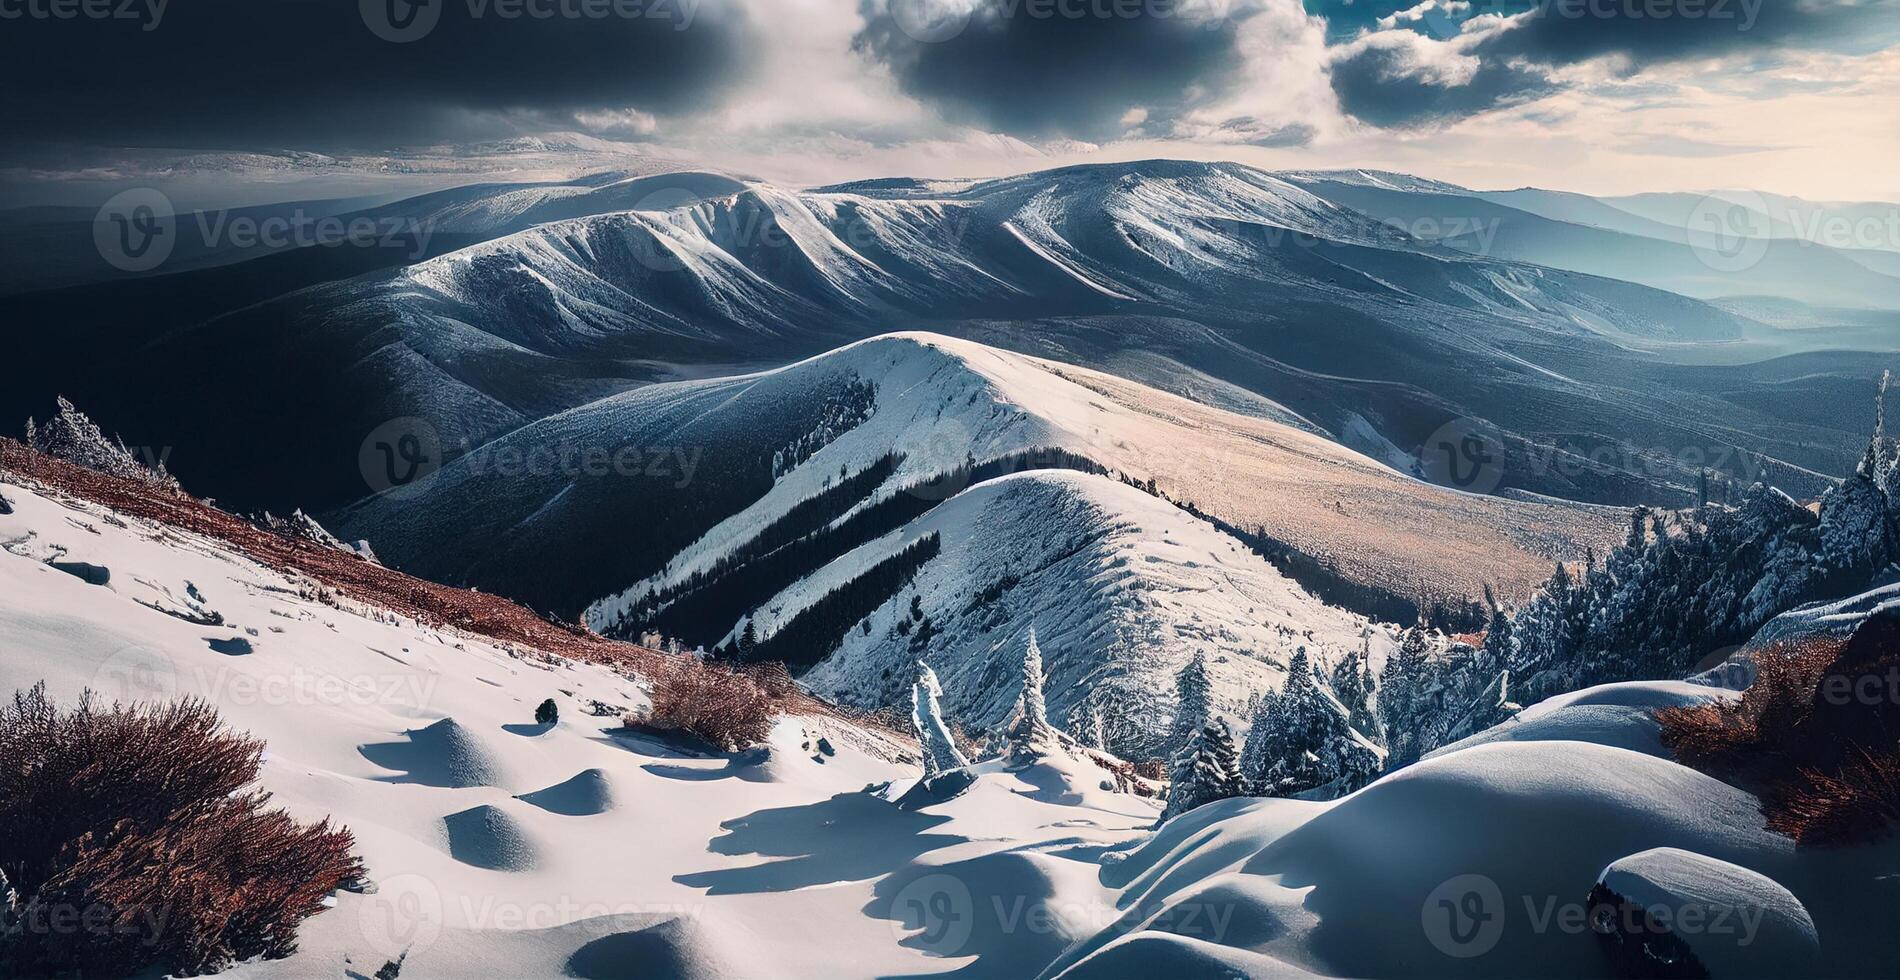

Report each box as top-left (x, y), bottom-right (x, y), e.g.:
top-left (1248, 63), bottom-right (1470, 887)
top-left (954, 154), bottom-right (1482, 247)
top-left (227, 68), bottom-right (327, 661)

top-left (7, 160), bottom-right (1898, 677)
top-left (10, 159), bottom-right (1893, 521)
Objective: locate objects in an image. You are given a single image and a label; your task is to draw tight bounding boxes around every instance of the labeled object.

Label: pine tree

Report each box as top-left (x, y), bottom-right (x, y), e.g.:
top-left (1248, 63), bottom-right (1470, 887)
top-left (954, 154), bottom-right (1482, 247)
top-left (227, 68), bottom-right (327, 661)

top-left (1378, 624), bottom-right (1434, 770)
top-left (1243, 648), bottom-right (1320, 795)
top-left (1393, 380), bottom-right (1900, 760)
top-left (912, 662), bottom-right (970, 776)
top-left (1236, 686), bottom-right (1281, 794)
top-left (534, 698), bottom-right (559, 726)
top-left (1157, 718), bottom-right (1242, 825)
top-left (1166, 649), bottom-right (1212, 763)
top-left (1332, 634), bottom-right (1377, 737)
top-left (23, 397), bottom-right (177, 489)
top-left (1005, 627), bottom-right (1056, 756)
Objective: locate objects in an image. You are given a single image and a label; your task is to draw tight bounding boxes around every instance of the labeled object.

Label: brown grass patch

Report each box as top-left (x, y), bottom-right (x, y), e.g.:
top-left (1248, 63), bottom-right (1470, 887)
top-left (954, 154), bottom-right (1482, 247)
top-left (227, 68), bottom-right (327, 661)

top-left (1659, 611), bottom-right (1900, 845)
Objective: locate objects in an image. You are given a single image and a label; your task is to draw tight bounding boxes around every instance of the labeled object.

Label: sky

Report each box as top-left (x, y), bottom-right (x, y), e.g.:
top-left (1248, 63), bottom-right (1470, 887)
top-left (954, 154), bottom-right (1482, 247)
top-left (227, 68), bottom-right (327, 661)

top-left (2, 0), bottom-right (1899, 204)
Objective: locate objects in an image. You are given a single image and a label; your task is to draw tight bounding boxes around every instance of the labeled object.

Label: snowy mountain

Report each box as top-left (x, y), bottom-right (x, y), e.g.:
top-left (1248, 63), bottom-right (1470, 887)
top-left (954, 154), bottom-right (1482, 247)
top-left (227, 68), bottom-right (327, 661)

top-left (0, 145), bottom-right (733, 295)
top-left (341, 333), bottom-right (1622, 627)
top-left (19, 158), bottom-right (1889, 521)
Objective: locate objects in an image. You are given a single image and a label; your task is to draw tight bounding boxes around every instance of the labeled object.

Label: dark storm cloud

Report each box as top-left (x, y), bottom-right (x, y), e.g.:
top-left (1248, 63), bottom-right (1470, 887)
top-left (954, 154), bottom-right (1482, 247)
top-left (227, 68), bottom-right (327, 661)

top-left (1327, 0), bottom-right (1900, 128)
top-left (0, 0), bottom-right (755, 150)
top-left (1472, 0), bottom-right (1900, 68)
top-left (1329, 38), bottom-right (1554, 127)
top-left (854, 0), bottom-right (1255, 140)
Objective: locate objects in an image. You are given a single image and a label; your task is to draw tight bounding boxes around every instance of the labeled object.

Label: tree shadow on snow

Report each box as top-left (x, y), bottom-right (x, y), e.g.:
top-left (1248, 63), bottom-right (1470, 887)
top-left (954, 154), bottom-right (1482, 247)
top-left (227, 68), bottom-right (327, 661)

top-left (643, 746), bottom-right (776, 783)
top-left (501, 722), bottom-right (556, 737)
top-left (594, 726), bottom-right (713, 761)
top-left (672, 793), bottom-right (961, 895)
top-left (866, 851), bottom-right (1077, 980)
top-left (1008, 760), bottom-right (1086, 807)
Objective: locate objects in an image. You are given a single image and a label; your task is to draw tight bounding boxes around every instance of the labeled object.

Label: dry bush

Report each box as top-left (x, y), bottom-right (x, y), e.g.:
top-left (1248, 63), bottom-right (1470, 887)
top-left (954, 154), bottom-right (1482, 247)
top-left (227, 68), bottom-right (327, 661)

top-left (644, 661), bottom-right (776, 752)
top-left (0, 684), bottom-right (361, 977)
top-left (1658, 638), bottom-right (1841, 775)
top-left (742, 661), bottom-right (799, 703)
top-left (1659, 611), bottom-right (1900, 845)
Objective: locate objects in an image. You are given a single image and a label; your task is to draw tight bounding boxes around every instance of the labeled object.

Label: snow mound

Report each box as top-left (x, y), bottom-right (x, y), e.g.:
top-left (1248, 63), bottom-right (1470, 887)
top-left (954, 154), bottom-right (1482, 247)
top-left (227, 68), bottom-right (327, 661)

top-left (1747, 581), bottom-right (1900, 652)
top-left (442, 803), bottom-right (545, 872)
top-left (516, 768), bottom-right (617, 816)
top-left (562, 914), bottom-right (759, 980)
top-left (1054, 932), bottom-right (1320, 980)
top-left (1055, 740), bottom-right (1798, 979)
top-left (869, 848), bottom-right (1115, 974)
top-left (1596, 847), bottom-right (1818, 979)
top-left (359, 717), bottom-right (516, 791)
top-left (1427, 680), bottom-right (1733, 760)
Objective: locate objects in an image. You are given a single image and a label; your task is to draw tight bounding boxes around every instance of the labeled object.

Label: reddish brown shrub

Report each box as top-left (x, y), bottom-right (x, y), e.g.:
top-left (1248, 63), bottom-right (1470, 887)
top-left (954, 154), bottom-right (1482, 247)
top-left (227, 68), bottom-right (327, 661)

top-left (0, 684), bottom-right (361, 977)
top-left (742, 661), bottom-right (799, 703)
top-left (1658, 638), bottom-right (1841, 777)
top-left (1659, 611), bottom-right (1900, 846)
top-left (645, 662), bottom-right (776, 752)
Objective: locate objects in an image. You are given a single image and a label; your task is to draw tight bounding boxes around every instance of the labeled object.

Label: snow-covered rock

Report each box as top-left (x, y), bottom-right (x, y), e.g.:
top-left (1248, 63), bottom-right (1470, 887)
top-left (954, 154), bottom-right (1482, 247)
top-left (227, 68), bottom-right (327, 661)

top-left (1594, 847), bottom-right (1819, 979)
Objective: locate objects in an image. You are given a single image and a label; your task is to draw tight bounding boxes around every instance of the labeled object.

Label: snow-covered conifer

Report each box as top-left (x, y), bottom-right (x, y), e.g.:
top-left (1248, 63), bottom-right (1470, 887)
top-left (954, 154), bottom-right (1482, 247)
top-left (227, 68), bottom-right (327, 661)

top-left (1166, 649), bottom-right (1211, 763)
top-left (912, 661), bottom-right (969, 776)
top-left (1157, 718), bottom-right (1241, 825)
top-left (1004, 628), bottom-right (1056, 756)
top-left (23, 397), bottom-right (178, 489)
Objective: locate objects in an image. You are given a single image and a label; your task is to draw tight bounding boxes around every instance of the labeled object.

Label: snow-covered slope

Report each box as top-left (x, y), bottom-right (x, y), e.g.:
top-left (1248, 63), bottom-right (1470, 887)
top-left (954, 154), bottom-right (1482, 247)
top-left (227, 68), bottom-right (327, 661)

top-left (7, 463), bottom-right (1894, 978)
top-left (0, 471), bottom-right (1160, 979)
top-left (790, 471), bottom-right (1383, 744)
top-left (341, 332), bottom-right (1622, 626)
